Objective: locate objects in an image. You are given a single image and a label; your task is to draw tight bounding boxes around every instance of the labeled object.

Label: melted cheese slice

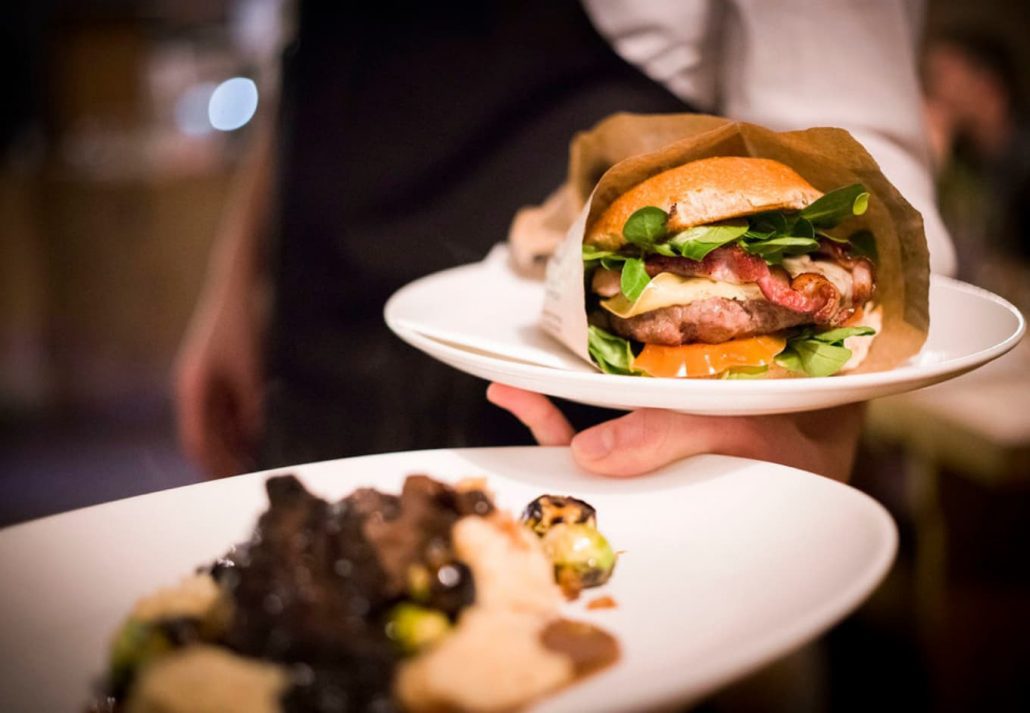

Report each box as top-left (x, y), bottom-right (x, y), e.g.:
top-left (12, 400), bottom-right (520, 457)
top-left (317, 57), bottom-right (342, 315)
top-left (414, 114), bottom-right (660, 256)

top-left (600, 273), bottom-right (763, 319)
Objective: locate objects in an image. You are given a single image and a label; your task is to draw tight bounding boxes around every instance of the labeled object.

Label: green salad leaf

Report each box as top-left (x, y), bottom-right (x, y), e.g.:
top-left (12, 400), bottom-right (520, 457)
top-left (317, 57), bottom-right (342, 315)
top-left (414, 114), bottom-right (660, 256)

top-left (619, 258), bottom-right (651, 300)
top-left (720, 365), bottom-right (770, 380)
top-left (791, 216), bottom-right (816, 239)
top-left (583, 244), bottom-right (633, 272)
top-left (583, 182), bottom-right (873, 279)
top-left (741, 236), bottom-right (821, 261)
top-left (587, 326), bottom-right (642, 375)
top-left (740, 213), bottom-right (820, 262)
top-left (848, 230), bottom-right (878, 261)
top-left (667, 221), bottom-right (749, 261)
top-left (810, 325), bottom-right (877, 344)
top-left (582, 244), bottom-right (619, 262)
top-left (776, 325), bottom-right (877, 377)
top-left (745, 212), bottom-right (789, 240)
top-left (799, 184), bottom-right (869, 227)
top-left (623, 206), bottom-right (669, 248)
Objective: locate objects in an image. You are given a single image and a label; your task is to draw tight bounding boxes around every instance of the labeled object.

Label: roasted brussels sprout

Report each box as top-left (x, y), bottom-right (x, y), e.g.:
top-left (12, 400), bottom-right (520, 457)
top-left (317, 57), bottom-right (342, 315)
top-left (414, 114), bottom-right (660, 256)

top-left (406, 563), bottom-right (433, 602)
top-left (541, 523), bottom-right (616, 595)
top-left (386, 603), bottom-right (451, 654)
top-left (405, 561), bottom-right (475, 616)
top-left (521, 495), bottom-right (597, 536)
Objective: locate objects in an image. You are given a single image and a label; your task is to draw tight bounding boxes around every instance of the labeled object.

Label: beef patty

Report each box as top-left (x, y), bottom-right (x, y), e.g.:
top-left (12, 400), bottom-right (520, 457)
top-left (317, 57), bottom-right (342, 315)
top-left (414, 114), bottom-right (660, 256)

top-left (608, 297), bottom-right (811, 345)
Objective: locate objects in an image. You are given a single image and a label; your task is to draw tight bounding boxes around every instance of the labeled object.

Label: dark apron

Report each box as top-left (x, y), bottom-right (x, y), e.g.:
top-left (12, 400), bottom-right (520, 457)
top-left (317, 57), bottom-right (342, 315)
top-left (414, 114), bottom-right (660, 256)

top-left (261, 0), bottom-right (693, 468)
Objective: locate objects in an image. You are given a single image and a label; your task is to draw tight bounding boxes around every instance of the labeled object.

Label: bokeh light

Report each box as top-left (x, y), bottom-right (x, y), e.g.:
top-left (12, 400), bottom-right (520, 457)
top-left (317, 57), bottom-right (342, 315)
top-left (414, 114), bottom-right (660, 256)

top-left (174, 82), bottom-right (217, 136)
top-left (207, 77), bottom-right (259, 131)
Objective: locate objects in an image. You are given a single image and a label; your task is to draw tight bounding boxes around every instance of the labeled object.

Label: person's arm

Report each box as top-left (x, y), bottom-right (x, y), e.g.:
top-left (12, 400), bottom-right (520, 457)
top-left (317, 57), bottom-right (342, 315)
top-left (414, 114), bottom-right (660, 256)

top-left (174, 121), bottom-right (274, 477)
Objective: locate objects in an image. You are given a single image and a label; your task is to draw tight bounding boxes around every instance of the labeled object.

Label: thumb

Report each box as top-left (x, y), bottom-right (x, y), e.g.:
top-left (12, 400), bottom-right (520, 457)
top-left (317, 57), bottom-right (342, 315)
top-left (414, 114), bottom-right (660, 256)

top-left (570, 409), bottom-right (714, 477)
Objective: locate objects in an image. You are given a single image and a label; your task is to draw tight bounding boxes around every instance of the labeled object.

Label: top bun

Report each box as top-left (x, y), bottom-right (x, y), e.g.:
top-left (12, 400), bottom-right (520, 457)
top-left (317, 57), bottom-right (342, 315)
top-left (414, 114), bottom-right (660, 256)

top-left (586, 156), bottom-right (823, 249)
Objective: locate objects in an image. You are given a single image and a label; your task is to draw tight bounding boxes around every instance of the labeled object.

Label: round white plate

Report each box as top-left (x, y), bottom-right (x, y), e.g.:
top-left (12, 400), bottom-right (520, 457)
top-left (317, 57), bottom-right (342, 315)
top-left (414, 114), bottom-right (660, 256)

top-left (0, 448), bottom-right (895, 713)
top-left (385, 249), bottom-right (1025, 415)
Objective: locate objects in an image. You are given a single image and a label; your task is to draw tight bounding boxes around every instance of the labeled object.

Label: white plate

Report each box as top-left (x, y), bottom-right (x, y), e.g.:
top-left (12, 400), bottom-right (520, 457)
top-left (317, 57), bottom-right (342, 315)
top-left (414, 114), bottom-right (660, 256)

top-left (0, 448), bottom-right (895, 713)
top-left (384, 247), bottom-right (1025, 415)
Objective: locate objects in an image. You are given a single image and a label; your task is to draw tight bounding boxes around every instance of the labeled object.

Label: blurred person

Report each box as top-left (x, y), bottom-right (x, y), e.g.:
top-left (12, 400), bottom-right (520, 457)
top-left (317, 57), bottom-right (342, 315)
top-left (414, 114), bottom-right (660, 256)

top-left (923, 29), bottom-right (1030, 289)
top-left (177, 0), bottom-right (954, 485)
top-left (177, 0), bottom-right (687, 478)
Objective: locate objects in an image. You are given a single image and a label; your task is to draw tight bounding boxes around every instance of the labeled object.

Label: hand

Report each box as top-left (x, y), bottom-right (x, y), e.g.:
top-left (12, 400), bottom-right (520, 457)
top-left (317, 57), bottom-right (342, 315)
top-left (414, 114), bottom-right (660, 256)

top-left (175, 123), bottom-right (273, 478)
top-left (174, 276), bottom-right (265, 478)
top-left (486, 383), bottom-right (863, 481)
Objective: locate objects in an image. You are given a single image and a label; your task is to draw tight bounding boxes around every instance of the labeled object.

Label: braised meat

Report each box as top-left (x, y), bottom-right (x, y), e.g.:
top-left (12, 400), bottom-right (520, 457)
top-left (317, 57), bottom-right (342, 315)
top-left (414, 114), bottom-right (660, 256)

top-left (218, 475), bottom-right (489, 713)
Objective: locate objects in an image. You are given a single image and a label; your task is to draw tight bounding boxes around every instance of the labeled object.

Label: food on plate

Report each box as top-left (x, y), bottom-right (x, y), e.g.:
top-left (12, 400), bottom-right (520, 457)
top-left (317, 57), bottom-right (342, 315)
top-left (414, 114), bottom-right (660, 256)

top-left (537, 115), bottom-right (930, 379)
top-left (92, 475), bottom-right (618, 713)
top-left (521, 494), bottom-right (597, 535)
top-left (520, 496), bottom-right (615, 596)
top-left (105, 574), bottom-right (231, 698)
top-left (586, 595), bottom-right (618, 610)
top-left (385, 602), bottom-right (452, 654)
top-left (540, 524), bottom-right (617, 596)
top-left (582, 156), bottom-right (880, 378)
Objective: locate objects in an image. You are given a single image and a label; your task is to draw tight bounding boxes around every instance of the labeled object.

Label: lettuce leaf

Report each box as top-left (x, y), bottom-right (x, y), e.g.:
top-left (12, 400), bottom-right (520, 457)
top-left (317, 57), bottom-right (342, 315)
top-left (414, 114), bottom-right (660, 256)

top-left (582, 244), bottom-right (625, 269)
top-left (583, 182), bottom-right (873, 274)
top-left (740, 236), bottom-right (820, 263)
top-left (623, 206), bottom-right (669, 248)
top-left (619, 258), bottom-right (651, 300)
top-left (799, 184), bottom-right (869, 227)
top-left (667, 222), bottom-right (748, 261)
top-left (775, 326), bottom-right (877, 377)
top-left (721, 365), bottom-right (770, 380)
top-left (587, 326), bottom-right (643, 375)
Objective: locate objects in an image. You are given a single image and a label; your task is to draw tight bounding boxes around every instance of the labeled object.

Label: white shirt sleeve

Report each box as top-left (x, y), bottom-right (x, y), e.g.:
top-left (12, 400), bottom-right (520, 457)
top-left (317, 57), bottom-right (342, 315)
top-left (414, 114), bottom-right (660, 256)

top-left (581, 0), bottom-right (956, 276)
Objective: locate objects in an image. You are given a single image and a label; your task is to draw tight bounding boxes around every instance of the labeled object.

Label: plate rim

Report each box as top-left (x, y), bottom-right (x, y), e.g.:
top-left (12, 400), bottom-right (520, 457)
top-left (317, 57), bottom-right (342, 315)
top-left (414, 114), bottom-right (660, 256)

top-left (385, 271), bottom-right (1025, 398)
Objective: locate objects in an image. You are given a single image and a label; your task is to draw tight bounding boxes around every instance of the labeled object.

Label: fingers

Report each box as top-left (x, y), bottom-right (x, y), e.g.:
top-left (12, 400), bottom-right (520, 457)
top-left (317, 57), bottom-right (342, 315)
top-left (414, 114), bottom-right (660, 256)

top-left (206, 382), bottom-right (256, 478)
top-left (571, 409), bottom-right (716, 477)
top-left (486, 383), bottom-right (575, 446)
top-left (570, 406), bottom-right (864, 481)
top-left (175, 355), bottom-right (253, 479)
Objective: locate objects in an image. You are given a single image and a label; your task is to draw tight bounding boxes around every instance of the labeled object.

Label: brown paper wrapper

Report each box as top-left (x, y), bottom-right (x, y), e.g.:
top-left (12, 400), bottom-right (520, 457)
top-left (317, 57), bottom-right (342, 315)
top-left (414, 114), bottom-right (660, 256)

top-left (535, 113), bottom-right (929, 375)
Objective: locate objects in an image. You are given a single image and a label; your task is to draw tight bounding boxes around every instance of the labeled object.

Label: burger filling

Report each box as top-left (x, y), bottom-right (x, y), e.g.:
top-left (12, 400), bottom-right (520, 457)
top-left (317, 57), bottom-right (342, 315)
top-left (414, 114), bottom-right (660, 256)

top-left (583, 184), bottom-right (878, 378)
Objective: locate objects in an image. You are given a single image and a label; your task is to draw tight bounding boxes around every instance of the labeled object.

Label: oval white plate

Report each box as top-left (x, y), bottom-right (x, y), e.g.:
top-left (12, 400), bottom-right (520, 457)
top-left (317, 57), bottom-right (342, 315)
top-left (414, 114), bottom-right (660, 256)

top-left (384, 248), bottom-right (1025, 415)
top-left (0, 448), bottom-right (895, 713)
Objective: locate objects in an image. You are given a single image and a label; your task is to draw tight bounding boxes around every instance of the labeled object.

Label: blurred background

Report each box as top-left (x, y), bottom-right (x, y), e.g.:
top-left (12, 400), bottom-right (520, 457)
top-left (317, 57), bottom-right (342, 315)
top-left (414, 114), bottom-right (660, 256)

top-left (1, 0), bottom-right (283, 517)
top-left (0, 0), bottom-right (1027, 711)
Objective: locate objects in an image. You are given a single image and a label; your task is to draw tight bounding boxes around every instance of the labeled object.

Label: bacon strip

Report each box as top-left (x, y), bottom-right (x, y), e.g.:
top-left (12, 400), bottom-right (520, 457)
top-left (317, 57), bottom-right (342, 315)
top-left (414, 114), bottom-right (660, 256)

top-left (818, 240), bottom-right (876, 305)
top-left (642, 245), bottom-right (863, 325)
top-left (645, 247), bottom-right (768, 284)
top-left (790, 273), bottom-right (841, 323)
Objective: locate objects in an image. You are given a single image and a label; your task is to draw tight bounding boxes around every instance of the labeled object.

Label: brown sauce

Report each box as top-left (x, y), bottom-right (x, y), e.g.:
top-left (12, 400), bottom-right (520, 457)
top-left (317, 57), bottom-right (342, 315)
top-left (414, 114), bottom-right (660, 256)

top-left (585, 595), bottom-right (618, 610)
top-left (540, 619), bottom-right (620, 678)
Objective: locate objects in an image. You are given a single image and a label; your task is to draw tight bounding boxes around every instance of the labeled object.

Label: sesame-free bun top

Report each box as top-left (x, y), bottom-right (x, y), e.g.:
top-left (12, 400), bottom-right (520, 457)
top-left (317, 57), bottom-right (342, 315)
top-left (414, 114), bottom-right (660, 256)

top-left (585, 156), bottom-right (823, 250)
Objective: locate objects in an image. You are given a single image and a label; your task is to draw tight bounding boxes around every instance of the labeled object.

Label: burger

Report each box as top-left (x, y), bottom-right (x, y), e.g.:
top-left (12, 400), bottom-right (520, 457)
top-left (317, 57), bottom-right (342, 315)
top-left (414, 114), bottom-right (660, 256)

top-left (581, 156), bottom-right (880, 378)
